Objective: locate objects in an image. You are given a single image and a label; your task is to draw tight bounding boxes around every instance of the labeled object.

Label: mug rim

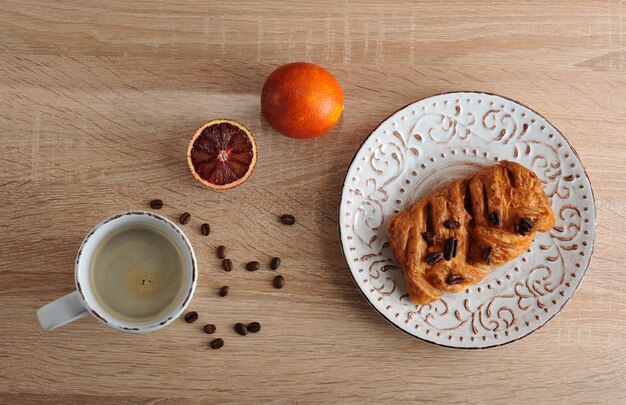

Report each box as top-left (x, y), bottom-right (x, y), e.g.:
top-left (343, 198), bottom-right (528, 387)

top-left (74, 211), bottom-right (197, 333)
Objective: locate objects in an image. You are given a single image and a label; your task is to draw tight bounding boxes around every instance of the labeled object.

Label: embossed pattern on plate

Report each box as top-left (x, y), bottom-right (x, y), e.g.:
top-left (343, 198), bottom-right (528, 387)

top-left (339, 92), bottom-right (596, 348)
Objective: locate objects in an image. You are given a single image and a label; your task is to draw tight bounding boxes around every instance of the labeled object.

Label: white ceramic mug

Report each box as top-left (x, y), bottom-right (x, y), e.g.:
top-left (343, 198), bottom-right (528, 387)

top-left (37, 211), bottom-right (197, 333)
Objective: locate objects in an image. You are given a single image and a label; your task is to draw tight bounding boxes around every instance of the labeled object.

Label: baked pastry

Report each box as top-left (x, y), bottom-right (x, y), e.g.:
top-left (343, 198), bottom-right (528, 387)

top-left (386, 161), bottom-right (555, 305)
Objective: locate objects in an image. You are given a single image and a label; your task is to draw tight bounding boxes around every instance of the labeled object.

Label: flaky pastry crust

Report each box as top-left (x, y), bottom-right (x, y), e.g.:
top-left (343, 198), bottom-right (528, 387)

top-left (387, 161), bottom-right (555, 304)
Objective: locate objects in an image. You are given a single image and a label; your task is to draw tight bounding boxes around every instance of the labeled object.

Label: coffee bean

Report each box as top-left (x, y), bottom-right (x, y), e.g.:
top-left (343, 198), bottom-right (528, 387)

top-left (149, 199), bottom-right (163, 209)
top-left (247, 322), bottom-right (261, 333)
top-left (425, 252), bottom-right (443, 266)
top-left (222, 258), bottom-right (232, 272)
top-left (204, 324), bottom-right (216, 334)
top-left (443, 237), bottom-right (456, 260)
top-left (209, 338), bottom-right (224, 350)
top-left (280, 214), bottom-right (296, 225)
top-left (489, 211), bottom-right (501, 226)
top-left (219, 286), bottom-right (229, 297)
top-left (217, 245), bottom-right (227, 259)
top-left (520, 217), bottom-right (533, 227)
top-left (270, 257), bottom-right (281, 270)
top-left (234, 323), bottom-right (248, 336)
top-left (179, 212), bottom-right (191, 225)
top-left (444, 219), bottom-right (460, 229)
top-left (246, 261), bottom-right (260, 271)
top-left (184, 311), bottom-right (198, 323)
top-left (273, 275), bottom-right (285, 289)
top-left (446, 273), bottom-right (465, 285)
top-left (482, 246), bottom-right (494, 261)
top-left (421, 231), bottom-right (435, 245)
top-left (200, 223), bottom-right (210, 236)
top-left (515, 217), bottom-right (534, 236)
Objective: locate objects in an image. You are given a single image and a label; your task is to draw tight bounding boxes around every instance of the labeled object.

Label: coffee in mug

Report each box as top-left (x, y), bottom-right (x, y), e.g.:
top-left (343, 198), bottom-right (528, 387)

top-left (37, 211), bottom-right (197, 332)
top-left (89, 224), bottom-right (187, 323)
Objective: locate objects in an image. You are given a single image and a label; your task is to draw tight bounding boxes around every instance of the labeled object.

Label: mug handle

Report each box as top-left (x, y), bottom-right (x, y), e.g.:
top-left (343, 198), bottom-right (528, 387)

top-left (37, 291), bottom-right (88, 331)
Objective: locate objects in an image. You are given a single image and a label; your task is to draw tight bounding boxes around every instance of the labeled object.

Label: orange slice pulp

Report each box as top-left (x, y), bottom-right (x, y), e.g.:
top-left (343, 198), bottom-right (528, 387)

top-left (187, 119), bottom-right (257, 190)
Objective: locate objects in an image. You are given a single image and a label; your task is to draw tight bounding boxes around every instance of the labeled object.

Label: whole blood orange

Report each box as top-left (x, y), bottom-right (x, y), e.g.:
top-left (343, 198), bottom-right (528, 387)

top-left (261, 62), bottom-right (344, 139)
top-left (187, 119), bottom-right (257, 190)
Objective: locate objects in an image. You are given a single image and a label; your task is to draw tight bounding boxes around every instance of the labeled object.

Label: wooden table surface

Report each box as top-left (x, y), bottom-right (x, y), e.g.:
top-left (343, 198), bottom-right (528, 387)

top-left (1, 1), bottom-right (625, 403)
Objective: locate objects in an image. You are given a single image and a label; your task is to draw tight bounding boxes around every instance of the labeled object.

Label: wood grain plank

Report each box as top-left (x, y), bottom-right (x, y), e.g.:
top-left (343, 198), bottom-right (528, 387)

top-left (0, 1), bottom-right (625, 404)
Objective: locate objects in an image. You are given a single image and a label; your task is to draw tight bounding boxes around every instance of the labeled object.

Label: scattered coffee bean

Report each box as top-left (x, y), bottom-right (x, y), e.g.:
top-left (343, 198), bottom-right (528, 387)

top-left (210, 338), bottom-right (224, 350)
top-left (200, 223), bottom-right (210, 236)
top-left (179, 212), bottom-right (191, 225)
top-left (444, 219), bottom-right (460, 229)
top-left (204, 324), bottom-right (216, 334)
top-left (425, 252), bottom-right (443, 266)
top-left (222, 258), bottom-right (233, 272)
top-left (452, 238), bottom-right (459, 258)
top-left (234, 323), bottom-right (248, 336)
top-left (184, 311), bottom-right (198, 323)
top-left (219, 286), bottom-right (229, 297)
top-left (273, 275), bottom-right (285, 289)
top-left (217, 245), bottom-right (227, 259)
top-left (247, 322), bottom-right (261, 333)
top-left (422, 231), bottom-right (435, 245)
top-left (270, 257), bottom-right (281, 270)
top-left (446, 273), bottom-right (465, 285)
top-left (443, 237), bottom-right (456, 260)
top-left (246, 261), bottom-right (260, 271)
top-left (489, 211), bottom-right (501, 226)
top-left (149, 199), bottom-right (163, 209)
top-left (280, 214), bottom-right (296, 225)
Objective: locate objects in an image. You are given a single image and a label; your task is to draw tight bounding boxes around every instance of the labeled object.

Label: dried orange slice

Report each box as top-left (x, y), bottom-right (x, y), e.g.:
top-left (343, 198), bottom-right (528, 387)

top-left (187, 119), bottom-right (257, 190)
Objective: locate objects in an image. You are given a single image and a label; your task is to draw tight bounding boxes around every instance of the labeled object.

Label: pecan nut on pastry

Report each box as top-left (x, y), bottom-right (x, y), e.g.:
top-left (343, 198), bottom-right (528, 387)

top-left (386, 161), bottom-right (555, 305)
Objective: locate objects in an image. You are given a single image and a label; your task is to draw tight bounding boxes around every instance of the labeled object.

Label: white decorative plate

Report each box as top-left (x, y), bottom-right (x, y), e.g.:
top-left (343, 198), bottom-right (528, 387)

top-left (339, 92), bottom-right (596, 348)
